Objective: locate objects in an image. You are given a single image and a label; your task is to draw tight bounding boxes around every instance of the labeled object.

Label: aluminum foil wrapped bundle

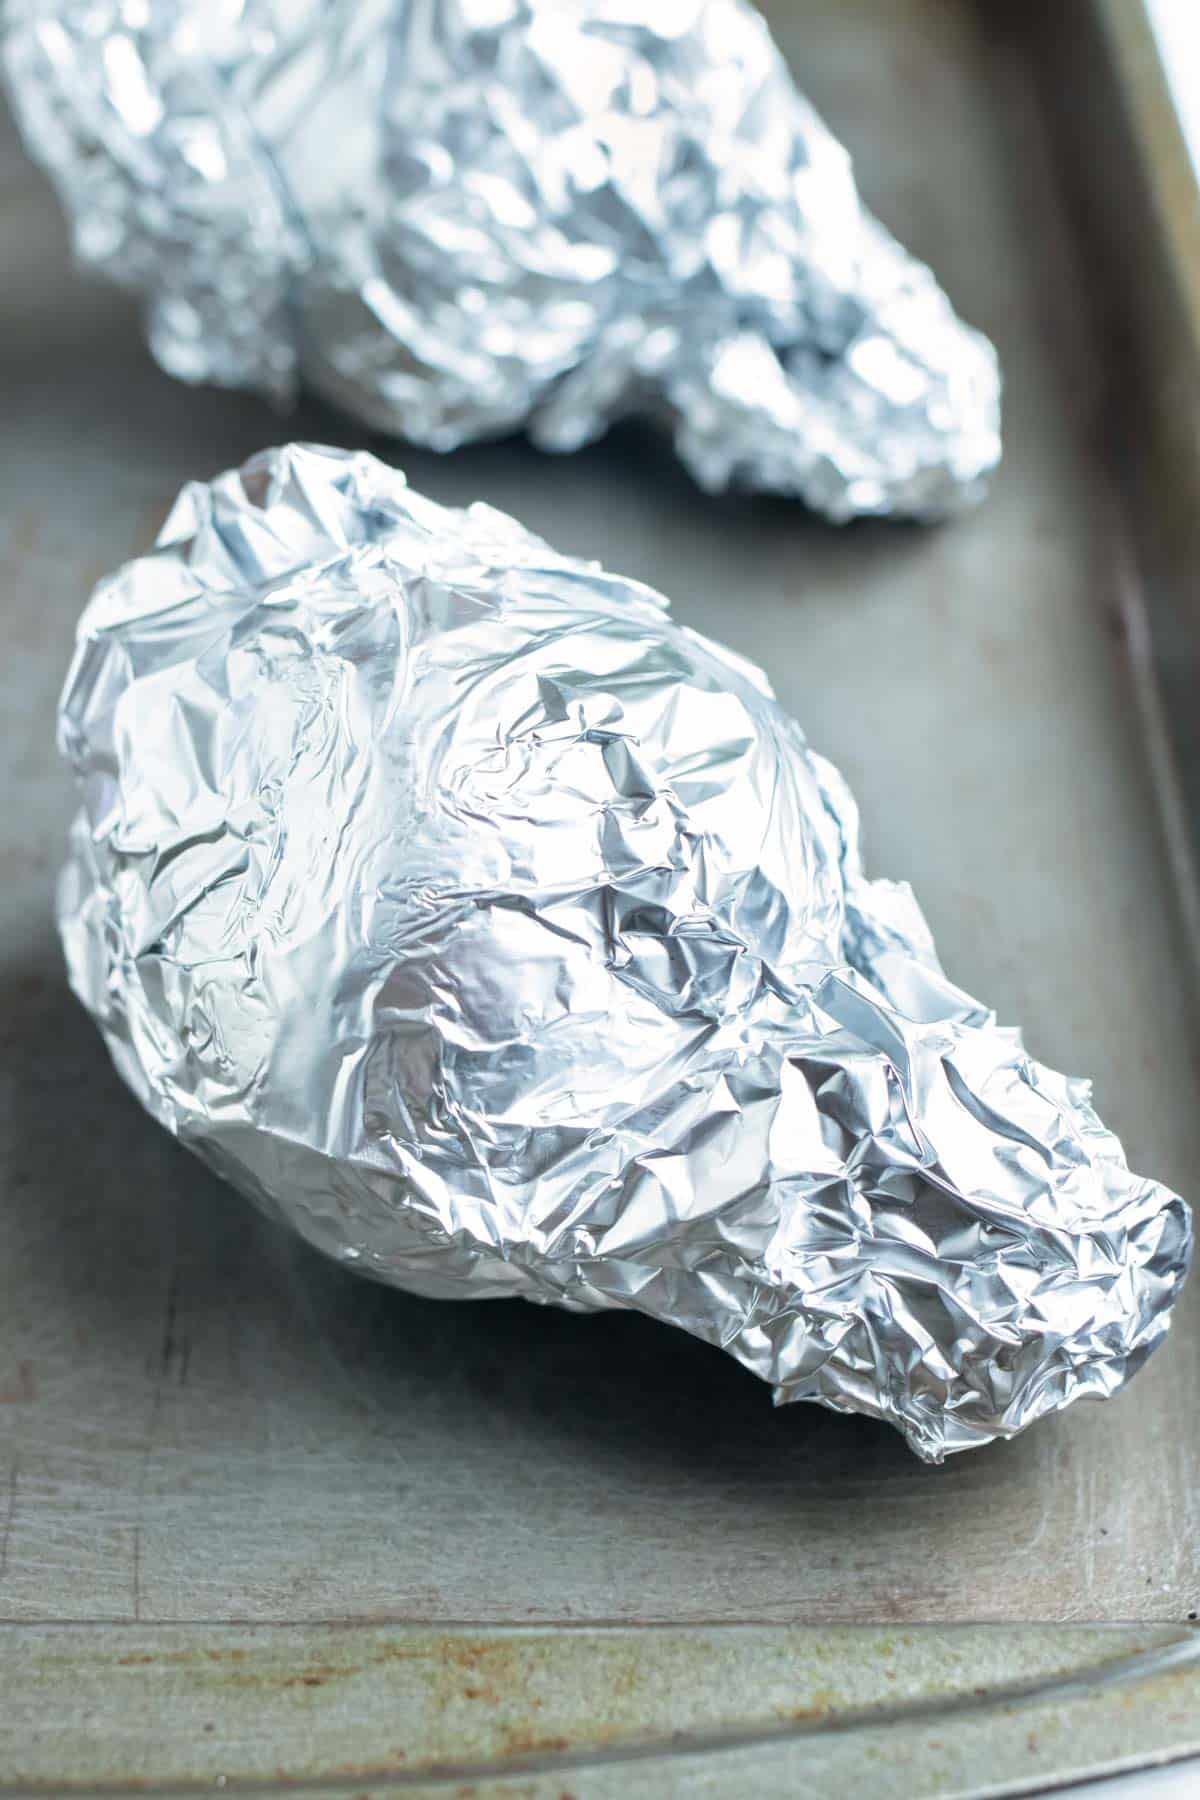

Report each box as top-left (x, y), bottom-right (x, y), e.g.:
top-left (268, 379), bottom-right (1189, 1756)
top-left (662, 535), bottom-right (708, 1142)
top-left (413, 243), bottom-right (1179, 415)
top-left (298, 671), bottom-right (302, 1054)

top-left (5, 0), bottom-right (1001, 521)
top-left (57, 445), bottom-right (1189, 1460)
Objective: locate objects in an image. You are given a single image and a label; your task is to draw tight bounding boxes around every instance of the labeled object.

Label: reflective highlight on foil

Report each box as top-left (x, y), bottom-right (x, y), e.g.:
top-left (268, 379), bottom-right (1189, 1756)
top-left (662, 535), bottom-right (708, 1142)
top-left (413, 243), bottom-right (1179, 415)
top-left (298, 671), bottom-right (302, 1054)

top-left (56, 445), bottom-right (1189, 1460)
top-left (4, 0), bottom-right (1001, 520)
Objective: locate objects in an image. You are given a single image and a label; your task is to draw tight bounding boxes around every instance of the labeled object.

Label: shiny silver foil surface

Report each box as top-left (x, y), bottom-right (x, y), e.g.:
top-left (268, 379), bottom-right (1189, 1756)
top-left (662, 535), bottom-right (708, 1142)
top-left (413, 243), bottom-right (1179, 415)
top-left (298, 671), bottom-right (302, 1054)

top-left (57, 445), bottom-right (1189, 1460)
top-left (5, 0), bottom-right (1001, 521)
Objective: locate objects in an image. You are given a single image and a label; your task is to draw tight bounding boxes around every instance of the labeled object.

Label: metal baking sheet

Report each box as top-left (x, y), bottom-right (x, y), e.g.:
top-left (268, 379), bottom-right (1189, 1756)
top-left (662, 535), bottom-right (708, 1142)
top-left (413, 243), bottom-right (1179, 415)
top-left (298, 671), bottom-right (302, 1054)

top-left (1, 0), bottom-right (1199, 1793)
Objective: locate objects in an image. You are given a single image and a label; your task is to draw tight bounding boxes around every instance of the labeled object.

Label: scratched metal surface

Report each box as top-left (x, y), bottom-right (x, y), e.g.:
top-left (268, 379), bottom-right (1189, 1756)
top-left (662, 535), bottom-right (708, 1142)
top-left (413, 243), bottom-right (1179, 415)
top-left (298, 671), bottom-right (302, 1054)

top-left (2, 0), bottom-right (1200, 1790)
top-left (1, 1622), bottom-right (1199, 1795)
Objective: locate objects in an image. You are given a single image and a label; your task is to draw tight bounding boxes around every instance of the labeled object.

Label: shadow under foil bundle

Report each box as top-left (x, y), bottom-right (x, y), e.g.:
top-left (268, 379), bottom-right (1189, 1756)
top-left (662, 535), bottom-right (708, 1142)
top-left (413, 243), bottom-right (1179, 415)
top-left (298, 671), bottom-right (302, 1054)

top-left (4, 0), bottom-right (1000, 520)
top-left (57, 445), bottom-right (1190, 1460)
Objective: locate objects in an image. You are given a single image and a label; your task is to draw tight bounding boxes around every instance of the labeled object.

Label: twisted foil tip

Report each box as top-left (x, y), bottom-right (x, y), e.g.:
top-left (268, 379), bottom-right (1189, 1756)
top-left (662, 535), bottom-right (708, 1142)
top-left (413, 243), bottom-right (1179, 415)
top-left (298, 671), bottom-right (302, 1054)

top-left (5, 0), bottom-right (1001, 519)
top-left (57, 445), bottom-right (1188, 1460)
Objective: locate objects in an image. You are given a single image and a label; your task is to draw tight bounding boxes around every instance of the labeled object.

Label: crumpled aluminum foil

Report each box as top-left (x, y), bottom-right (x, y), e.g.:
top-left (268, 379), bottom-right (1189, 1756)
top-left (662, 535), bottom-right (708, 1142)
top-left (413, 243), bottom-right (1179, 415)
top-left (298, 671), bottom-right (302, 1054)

top-left (57, 444), bottom-right (1189, 1460)
top-left (4, 0), bottom-right (1001, 522)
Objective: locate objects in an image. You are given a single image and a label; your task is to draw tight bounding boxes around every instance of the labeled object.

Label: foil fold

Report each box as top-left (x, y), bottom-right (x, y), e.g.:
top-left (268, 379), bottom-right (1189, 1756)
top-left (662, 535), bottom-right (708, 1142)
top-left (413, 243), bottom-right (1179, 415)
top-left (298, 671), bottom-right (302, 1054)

top-left (4, 0), bottom-right (1001, 520)
top-left (56, 444), bottom-right (1189, 1460)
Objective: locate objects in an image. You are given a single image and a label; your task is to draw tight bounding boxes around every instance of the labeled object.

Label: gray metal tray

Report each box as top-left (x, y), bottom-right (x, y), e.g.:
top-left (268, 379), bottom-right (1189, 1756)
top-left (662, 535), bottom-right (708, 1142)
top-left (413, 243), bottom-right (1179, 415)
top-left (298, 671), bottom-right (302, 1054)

top-left (2, 1), bottom-right (1199, 1793)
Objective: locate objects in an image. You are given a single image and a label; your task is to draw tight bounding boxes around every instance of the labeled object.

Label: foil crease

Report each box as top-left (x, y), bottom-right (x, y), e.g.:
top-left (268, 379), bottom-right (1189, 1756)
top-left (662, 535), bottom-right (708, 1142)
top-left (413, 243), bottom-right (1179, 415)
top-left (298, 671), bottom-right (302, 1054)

top-left (4, 0), bottom-right (1001, 521)
top-left (56, 444), bottom-right (1189, 1460)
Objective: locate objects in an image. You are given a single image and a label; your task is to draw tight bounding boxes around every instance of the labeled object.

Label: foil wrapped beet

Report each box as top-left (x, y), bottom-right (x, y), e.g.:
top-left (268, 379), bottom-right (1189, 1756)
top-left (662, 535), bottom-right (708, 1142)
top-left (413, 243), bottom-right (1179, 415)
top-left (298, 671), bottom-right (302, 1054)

top-left (5, 0), bottom-right (1000, 521)
top-left (57, 445), bottom-right (1189, 1460)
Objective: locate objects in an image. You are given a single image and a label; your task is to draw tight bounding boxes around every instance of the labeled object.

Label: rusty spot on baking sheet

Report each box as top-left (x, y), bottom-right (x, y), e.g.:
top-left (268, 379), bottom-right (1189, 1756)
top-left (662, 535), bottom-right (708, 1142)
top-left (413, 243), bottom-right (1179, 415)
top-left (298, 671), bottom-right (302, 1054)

top-left (116, 1645), bottom-right (253, 1671)
top-left (279, 1663), bottom-right (347, 1690)
top-left (106, 1631), bottom-right (588, 1723)
top-left (499, 1728), bottom-right (571, 1757)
